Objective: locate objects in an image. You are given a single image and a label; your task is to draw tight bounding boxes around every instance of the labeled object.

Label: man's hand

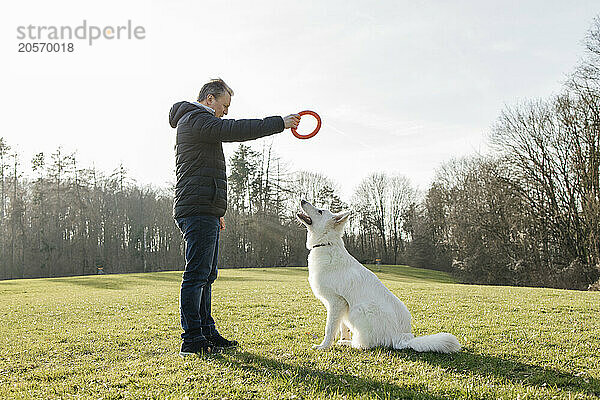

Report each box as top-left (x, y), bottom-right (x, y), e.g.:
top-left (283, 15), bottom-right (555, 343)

top-left (219, 217), bottom-right (226, 231)
top-left (283, 114), bottom-right (301, 129)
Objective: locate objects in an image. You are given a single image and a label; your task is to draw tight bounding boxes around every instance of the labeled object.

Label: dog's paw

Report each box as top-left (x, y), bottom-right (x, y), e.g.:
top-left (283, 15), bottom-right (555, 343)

top-left (312, 343), bottom-right (330, 350)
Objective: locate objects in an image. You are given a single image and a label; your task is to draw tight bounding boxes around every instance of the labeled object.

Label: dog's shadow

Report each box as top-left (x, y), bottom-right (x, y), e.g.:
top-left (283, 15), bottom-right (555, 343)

top-left (209, 347), bottom-right (599, 399)
top-left (397, 347), bottom-right (599, 394)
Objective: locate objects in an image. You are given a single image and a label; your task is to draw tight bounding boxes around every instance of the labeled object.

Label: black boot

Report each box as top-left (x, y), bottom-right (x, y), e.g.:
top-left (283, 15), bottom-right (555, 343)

top-left (180, 339), bottom-right (218, 357)
top-left (208, 334), bottom-right (239, 349)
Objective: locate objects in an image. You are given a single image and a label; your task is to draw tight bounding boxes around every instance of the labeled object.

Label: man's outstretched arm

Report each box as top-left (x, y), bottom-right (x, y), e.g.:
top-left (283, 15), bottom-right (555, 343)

top-left (191, 114), bottom-right (300, 143)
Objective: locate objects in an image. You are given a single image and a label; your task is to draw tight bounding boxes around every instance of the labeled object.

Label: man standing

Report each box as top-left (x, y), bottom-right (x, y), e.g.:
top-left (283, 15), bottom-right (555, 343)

top-left (169, 78), bottom-right (300, 356)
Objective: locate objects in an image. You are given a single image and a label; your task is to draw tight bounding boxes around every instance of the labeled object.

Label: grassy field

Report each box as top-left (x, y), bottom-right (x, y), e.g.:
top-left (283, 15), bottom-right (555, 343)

top-left (1, 265), bottom-right (599, 399)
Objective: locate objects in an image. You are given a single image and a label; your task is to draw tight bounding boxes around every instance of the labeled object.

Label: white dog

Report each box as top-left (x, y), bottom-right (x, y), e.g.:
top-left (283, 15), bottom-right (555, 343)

top-left (297, 200), bottom-right (461, 353)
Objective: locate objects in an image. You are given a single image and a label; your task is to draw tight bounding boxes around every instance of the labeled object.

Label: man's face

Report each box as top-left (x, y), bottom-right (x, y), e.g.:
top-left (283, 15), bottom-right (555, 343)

top-left (207, 93), bottom-right (231, 118)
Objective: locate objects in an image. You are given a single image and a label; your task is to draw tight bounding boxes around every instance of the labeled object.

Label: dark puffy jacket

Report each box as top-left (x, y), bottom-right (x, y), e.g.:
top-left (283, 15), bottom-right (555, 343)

top-left (169, 101), bottom-right (284, 218)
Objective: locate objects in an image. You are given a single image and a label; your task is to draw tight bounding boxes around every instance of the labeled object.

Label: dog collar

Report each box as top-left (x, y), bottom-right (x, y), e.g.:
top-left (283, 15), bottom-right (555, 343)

top-left (312, 242), bottom-right (332, 249)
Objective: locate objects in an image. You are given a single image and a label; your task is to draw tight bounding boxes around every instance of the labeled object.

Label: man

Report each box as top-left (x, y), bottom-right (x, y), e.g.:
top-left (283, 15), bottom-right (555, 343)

top-left (168, 78), bottom-right (300, 356)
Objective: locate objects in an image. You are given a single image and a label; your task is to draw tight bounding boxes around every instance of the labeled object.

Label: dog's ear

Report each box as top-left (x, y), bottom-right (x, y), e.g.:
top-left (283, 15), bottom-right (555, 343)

top-left (332, 210), bottom-right (351, 226)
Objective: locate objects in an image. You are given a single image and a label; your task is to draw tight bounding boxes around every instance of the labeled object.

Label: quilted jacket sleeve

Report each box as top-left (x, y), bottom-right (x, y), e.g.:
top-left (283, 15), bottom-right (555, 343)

top-left (190, 113), bottom-right (285, 143)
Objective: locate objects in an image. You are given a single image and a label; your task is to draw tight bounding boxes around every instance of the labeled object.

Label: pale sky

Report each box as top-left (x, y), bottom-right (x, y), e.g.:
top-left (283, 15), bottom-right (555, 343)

top-left (1, 0), bottom-right (598, 201)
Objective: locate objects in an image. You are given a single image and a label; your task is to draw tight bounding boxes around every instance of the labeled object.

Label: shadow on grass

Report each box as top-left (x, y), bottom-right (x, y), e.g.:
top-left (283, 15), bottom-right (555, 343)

top-left (134, 273), bottom-right (182, 283)
top-left (48, 272), bottom-right (179, 289)
top-left (51, 276), bottom-right (132, 290)
top-left (368, 265), bottom-right (455, 284)
top-left (211, 350), bottom-right (452, 400)
top-left (51, 272), bottom-right (274, 290)
top-left (135, 273), bottom-right (273, 284)
top-left (217, 276), bottom-right (281, 283)
top-left (208, 348), bottom-right (599, 399)
top-left (253, 267), bottom-right (307, 276)
top-left (391, 347), bottom-right (600, 397)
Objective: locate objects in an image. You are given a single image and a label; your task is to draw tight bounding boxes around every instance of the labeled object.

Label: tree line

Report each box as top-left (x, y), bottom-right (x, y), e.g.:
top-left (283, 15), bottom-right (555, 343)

top-left (0, 138), bottom-right (414, 280)
top-left (0, 19), bottom-right (598, 290)
top-left (414, 18), bottom-right (600, 290)
top-left (0, 145), bottom-right (182, 279)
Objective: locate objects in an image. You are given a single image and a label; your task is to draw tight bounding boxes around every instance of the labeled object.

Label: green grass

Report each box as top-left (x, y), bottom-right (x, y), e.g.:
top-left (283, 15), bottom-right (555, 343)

top-left (1, 265), bottom-right (599, 399)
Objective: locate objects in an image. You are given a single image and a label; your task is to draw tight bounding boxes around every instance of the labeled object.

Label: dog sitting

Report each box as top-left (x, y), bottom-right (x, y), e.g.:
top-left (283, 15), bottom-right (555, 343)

top-left (297, 200), bottom-right (461, 353)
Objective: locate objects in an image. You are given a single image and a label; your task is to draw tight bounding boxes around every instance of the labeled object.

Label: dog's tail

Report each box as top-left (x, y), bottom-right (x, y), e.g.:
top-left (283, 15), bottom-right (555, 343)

top-left (402, 333), bottom-right (461, 353)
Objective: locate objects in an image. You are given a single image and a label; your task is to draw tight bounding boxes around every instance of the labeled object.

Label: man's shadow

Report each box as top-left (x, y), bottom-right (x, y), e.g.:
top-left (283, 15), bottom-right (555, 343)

top-left (208, 347), bottom-right (599, 399)
top-left (210, 349), bottom-right (448, 399)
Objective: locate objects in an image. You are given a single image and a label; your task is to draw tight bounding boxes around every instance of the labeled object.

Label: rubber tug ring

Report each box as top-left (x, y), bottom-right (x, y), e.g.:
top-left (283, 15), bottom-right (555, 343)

top-left (292, 110), bottom-right (321, 139)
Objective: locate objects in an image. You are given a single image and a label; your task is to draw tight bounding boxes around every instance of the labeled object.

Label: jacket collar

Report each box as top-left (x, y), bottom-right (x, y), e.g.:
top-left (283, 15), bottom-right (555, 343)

top-left (192, 101), bottom-right (215, 115)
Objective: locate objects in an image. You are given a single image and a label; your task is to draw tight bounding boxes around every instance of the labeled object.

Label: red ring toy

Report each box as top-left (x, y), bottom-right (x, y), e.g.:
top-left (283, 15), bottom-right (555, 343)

top-left (291, 110), bottom-right (321, 139)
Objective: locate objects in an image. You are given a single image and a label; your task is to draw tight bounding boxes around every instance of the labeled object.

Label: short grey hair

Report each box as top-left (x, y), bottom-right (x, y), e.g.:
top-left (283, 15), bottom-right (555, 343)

top-left (197, 78), bottom-right (234, 102)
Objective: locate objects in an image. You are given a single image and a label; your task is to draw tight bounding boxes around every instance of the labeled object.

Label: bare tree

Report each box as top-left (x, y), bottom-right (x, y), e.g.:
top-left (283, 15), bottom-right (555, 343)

top-left (0, 138), bottom-right (9, 278)
top-left (353, 173), bottom-right (389, 261)
top-left (387, 174), bottom-right (415, 264)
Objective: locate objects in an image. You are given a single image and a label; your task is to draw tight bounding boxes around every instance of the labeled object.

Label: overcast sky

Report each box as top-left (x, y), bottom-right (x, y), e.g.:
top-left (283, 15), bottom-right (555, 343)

top-left (1, 0), bottom-right (598, 201)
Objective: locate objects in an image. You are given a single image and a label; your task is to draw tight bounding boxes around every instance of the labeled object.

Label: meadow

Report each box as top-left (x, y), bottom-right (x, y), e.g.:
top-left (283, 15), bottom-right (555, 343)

top-left (1, 265), bottom-right (599, 399)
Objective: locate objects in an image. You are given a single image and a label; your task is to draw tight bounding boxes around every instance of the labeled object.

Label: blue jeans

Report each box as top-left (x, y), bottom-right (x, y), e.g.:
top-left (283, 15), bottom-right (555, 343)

top-left (175, 215), bottom-right (220, 343)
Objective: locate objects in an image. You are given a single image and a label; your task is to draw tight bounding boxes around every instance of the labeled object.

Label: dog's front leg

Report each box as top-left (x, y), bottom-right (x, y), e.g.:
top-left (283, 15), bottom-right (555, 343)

top-left (314, 296), bottom-right (347, 350)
